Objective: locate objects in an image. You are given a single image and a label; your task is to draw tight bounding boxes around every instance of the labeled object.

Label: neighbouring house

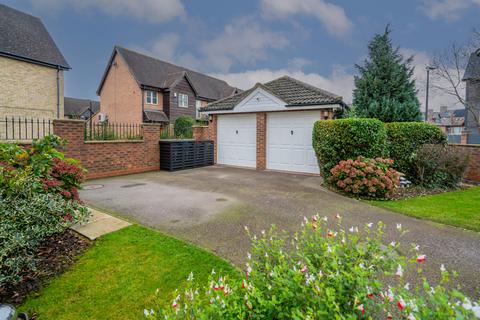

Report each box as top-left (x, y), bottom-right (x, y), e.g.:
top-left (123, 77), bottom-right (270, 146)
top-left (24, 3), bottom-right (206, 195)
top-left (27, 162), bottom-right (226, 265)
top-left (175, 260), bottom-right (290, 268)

top-left (427, 106), bottom-right (466, 143)
top-left (64, 97), bottom-right (100, 120)
top-left (0, 4), bottom-right (70, 120)
top-left (96, 46), bottom-right (240, 125)
top-left (463, 48), bottom-right (480, 144)
top-left (199, 76), bottom-right (345, 175)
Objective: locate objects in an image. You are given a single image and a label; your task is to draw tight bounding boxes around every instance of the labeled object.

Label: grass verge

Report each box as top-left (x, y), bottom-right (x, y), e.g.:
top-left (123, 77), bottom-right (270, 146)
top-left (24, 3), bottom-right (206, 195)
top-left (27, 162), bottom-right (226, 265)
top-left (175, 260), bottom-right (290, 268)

top-left (368, 186), bottom-right (480, 232)
top-left (20, 225), bottom-right (238, 320)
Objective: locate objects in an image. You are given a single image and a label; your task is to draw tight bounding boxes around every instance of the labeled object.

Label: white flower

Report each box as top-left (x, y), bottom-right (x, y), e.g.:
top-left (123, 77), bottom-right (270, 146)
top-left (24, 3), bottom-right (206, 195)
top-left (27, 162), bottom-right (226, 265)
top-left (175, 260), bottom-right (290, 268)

top-left (408, 313), bottom-right (416, 320)
top-left (327, 246), bottom-right (332, 253)
top-left (265, 252), bottom-right (269, 258)
top-left (144, 309), bottom-right (149, 317)
top-left (440, 264), bottom-right (446, 272)
top-left (367, 223), bottom-right (373, 228)
top-left (244, 225), bottom-right (249, 232)
top-left (211, 269), bottom-right (216, 275)
top-left (322, 216), bottom-right (328, 222)
top-left (390, 241), bottom-right (396, 246)
top-left (335, 214), bottom-right (341, 219)
top-left (261, 229), bottom-right (266, 235)
top-left (471, 303), bottom-right (480, 318)
top-left (396, 223), bottom-right (402, 230)
top-left (318, 270), bottom-right (323, 277)
top-left (396, 265), bottom-right (403, 277)
top-left (303, 216), bottom-right (308, 224)
top-left (187, 272), bottom-right (194, 281)
top-left (247, 252), bottom-right (251, 260)
top-left (404, 282), bottom-right (410, 290)
top-left (414, 244), bottom-right (420, 251)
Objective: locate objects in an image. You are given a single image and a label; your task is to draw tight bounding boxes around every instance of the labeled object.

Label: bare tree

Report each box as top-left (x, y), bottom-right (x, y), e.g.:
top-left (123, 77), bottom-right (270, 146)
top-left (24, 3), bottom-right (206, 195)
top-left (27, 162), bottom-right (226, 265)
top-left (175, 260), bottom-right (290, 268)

top-left (430, 30), bottom-right (480, 126)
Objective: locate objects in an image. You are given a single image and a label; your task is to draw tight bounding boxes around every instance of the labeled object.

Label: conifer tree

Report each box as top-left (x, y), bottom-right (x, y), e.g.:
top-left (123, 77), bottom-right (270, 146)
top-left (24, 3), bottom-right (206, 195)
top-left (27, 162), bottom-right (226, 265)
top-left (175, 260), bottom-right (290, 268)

top-left (352, 25), bottom-right (421, 122)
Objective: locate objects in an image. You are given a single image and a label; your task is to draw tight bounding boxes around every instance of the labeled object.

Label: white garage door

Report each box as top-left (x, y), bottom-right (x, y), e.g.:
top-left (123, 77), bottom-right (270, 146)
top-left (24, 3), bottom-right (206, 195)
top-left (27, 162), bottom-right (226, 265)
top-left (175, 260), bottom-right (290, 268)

top-left (217, 114), bottom-right (257, 168)
top-left (267, 111), bottom-right (320, 174)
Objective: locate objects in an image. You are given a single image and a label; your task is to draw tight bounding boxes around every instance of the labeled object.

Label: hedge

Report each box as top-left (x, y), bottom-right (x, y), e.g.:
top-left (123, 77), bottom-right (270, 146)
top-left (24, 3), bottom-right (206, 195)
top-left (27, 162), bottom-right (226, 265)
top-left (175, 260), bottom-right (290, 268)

top-left (313, 118), bottom-right (387, 177)
top-left (385, 122), bottom-right (447, 178)
top-left (174, 115), bottom-right (194, 138)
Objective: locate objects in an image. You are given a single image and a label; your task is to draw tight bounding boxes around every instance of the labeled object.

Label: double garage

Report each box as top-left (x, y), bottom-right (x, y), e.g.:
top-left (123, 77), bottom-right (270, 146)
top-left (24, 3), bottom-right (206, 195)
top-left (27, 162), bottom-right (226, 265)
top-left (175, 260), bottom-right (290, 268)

top-left (217, 111), bottom-right (321, 174)
top-left (202, 76), bottom-right (344, 175)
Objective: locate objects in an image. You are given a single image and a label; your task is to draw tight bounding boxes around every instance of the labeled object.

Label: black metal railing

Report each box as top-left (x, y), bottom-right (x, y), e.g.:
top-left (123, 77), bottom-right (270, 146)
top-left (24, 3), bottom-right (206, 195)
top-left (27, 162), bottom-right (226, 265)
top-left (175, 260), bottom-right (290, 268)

top-left (0, 117), bottom-right (52, 141)
top-left (84, 123), bottom-right (143, 141)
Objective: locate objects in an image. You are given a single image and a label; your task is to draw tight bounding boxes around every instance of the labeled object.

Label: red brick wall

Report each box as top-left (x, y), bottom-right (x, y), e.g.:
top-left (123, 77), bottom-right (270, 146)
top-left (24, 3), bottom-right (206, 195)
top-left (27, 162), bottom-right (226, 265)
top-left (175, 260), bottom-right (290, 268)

top-left (256, 113), bottom-right (267, 170)
top-left (448, 144), bottom-right (480, 182)
top-left (53, 119), bottom-right (161, 179)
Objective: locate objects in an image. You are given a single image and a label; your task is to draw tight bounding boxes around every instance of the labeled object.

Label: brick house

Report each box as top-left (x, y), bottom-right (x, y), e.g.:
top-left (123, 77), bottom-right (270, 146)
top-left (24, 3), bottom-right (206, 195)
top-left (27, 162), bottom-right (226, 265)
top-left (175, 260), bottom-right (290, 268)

top-left (198, 76), bottom-right (345, 174)
top-left (0, 4), bottom-right (70, 120)
top-left (96, 46), bottom-right (239, 124)
top-left (463, 48), bottom-right (480, 144)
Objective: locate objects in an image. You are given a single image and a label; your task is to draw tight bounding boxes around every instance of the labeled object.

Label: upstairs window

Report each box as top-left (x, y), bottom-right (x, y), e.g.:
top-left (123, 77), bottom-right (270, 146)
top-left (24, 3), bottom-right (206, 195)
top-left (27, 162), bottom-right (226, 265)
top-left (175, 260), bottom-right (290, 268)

top-left (178, 93), bottom-right (188, 108)
top-left (146, 90), bottom-right (158, 104)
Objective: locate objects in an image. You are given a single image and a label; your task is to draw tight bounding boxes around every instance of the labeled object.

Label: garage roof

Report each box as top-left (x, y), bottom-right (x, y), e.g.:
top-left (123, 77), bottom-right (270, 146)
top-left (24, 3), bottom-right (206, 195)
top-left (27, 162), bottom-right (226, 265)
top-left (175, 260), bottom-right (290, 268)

top-left (201, 76), bottom-right (343, 112)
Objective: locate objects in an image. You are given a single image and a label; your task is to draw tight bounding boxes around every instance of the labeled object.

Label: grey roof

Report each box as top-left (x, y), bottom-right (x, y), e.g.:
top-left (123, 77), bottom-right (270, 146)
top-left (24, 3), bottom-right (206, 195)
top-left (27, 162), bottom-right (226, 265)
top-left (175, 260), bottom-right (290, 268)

top-left (201, 76), bottom-right (343, 112)
top-left (64, 97), bottom-right (100, 118)
top-left (463, 49), bottom-right (480, 81)
top-left (0, 4), bottom-right (70, 69)
top-left (143, 109), bottom-right (169, 122)
top-left (97, 46), bottom-right (238, 100)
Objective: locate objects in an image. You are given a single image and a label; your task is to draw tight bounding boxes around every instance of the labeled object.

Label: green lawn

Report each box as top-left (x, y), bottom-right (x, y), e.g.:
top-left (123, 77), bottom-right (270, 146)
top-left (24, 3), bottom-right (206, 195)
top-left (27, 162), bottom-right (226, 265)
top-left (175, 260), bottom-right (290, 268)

top-left (20, 225), bottom-right (239, 320)
top-left (369, 187), bottom-right (480, 232)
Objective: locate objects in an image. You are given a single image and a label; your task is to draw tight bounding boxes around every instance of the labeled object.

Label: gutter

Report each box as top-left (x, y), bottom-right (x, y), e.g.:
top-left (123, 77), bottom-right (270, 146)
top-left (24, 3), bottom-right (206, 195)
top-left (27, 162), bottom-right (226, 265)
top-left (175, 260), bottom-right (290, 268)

top-left (56, 66), bottom-right (60, 118)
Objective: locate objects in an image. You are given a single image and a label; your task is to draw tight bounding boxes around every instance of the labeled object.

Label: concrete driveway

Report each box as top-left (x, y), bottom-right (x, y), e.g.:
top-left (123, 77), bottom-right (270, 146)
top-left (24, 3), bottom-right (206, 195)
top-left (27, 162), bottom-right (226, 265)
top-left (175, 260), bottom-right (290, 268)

top-left (81, 166), bottom-right (480, 297)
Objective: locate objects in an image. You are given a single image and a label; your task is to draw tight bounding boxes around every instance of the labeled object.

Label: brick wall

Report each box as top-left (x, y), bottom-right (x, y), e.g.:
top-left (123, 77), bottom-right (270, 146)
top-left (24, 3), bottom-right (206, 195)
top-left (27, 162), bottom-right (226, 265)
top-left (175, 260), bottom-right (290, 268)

top-left (98, 53), bottom-right (142, 124)
top-left (53, 119), bottom-right (161, 179)
top-left (256, 113), bottom-right (267, 170)
top-left (0, 56), bottom-right (64, 119)
top-left (448, 144), bottom-right (480, 183)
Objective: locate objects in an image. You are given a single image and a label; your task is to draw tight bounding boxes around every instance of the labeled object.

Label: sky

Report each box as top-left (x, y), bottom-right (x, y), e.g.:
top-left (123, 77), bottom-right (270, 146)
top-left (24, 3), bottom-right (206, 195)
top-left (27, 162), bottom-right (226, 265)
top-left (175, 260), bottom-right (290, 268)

top-left (3, 0), bottom-right (480, 110)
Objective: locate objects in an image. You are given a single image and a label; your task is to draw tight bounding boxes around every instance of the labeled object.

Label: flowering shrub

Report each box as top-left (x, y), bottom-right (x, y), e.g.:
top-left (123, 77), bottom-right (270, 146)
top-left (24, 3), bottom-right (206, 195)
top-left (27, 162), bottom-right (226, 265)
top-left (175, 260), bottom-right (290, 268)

top-left (42, 158), bottom-right (85, 201)
top-left (0, 135), bottom-right (86, 201)
top-left (145, 217), bottom-right (480, 319)
top-left (329, 156), bottom-right (401, 198)
top-left (0, 136), bottom-right (90, 286)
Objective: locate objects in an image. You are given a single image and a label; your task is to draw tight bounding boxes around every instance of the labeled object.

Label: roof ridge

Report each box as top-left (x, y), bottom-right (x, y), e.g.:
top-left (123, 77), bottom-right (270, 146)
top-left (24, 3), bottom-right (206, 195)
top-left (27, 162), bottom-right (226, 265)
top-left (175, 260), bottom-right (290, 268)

top-left (271, 75), bottom-right (342, 100)
top-left (115, 46), bottom-right (231, 86)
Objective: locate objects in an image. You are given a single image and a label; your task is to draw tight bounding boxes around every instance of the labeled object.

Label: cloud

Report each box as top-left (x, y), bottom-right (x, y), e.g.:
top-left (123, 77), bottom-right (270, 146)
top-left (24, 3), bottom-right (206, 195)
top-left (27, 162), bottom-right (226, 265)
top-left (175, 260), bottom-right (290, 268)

top-left (26, 0), bottom-right (185, 23)
top-left (261, 0), bottom-right (352, 38)
top-left (199, 17), bottom-right (289, 72)
top-left (212, 48), bottom-right (463, 112)
top-left (211, 66), bottom-right (355, 103)
top-left (421, 0), bottom-right (479, 21)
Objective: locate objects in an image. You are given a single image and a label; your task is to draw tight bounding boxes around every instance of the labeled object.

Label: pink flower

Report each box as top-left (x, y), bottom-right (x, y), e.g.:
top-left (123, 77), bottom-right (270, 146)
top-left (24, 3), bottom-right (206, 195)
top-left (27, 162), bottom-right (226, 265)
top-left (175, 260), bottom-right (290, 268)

top-left (395, 265), bottom-right (403, 278)
top-left (214, 284), bottom-right (219, 291)
top-left (301, 265), bottom-right (308, 273)
top-left (417, 255), bottom-right (426, 263)
top-left (171, 301), bottom-right (177, 308)
top-left (357, 304), bottom-right (365, 315)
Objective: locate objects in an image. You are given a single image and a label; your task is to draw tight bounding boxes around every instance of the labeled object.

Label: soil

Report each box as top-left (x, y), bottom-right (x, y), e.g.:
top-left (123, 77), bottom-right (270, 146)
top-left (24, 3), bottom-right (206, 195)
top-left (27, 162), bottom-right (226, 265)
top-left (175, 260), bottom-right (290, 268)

top-left (0, 229), bottom-right (92, 305)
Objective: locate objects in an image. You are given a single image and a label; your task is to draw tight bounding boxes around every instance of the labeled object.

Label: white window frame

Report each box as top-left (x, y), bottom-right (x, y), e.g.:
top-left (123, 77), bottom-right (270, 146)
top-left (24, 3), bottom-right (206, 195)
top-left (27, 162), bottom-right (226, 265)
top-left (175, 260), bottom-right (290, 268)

top-left (146, 90), bottom-right (158, 105)
top-left (178, 93), bottom-right (189, 108)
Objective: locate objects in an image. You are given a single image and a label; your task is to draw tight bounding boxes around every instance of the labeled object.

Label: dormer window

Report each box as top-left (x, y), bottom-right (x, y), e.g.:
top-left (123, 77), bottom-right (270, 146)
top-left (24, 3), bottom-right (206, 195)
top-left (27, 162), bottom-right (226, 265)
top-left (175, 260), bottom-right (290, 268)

top-left (178, 93), bottom-right (188, 108)
top-left (146, 90), bottom-right (158, 104)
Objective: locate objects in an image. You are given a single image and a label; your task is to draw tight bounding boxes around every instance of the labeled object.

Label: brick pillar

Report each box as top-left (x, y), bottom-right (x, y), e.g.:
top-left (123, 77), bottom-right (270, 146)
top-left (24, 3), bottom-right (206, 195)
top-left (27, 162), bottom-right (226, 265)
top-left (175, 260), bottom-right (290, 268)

top-left (142, 123), bottom-right (161, 170)
top-left (461, 131), bottom-right (469, 145)
top-left (53, 119), bottom-right (85, 161)
top-left (256, 112), bottom-right (267, 170)
top-left (208, 115), bottom-right (218, 164)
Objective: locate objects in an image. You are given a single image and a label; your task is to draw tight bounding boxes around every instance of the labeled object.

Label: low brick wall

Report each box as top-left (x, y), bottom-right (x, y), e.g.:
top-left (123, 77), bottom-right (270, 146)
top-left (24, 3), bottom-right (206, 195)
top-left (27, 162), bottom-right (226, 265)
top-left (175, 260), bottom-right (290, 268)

top-left (448, 144), bottom-right (480, 183)
top-left (53, 119), bottom-right (161, 179)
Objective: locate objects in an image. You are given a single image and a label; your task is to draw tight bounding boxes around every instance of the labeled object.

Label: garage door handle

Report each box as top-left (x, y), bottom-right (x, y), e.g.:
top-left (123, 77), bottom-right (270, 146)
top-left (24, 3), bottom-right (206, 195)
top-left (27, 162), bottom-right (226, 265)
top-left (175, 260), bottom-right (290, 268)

top-left (291, 130), bottom-right (294, 135)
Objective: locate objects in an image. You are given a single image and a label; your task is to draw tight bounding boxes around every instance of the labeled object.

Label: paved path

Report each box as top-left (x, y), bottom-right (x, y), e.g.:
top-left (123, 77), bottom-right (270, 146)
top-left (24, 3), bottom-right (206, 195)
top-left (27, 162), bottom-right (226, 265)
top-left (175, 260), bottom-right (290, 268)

top-left (81, 166), bottom-right (480, 297)
top-left (72, 207), bottom-right (131, 240)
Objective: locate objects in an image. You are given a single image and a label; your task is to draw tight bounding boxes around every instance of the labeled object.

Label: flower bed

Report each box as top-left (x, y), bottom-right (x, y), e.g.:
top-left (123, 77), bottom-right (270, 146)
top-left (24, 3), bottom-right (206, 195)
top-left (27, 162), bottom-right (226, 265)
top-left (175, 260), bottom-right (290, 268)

top-left (0, 136), bottom-right (90, 290)
top-left (146, 217), bottom-right (480, 319)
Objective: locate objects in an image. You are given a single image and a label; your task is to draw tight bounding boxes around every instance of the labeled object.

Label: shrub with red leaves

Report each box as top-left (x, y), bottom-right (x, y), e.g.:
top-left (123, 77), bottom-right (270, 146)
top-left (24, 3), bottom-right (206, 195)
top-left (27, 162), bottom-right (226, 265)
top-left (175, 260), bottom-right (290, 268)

top-left (42, 158), bottom-right (85, 201)
top-left (329, 156), bottom-right (401, 198)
